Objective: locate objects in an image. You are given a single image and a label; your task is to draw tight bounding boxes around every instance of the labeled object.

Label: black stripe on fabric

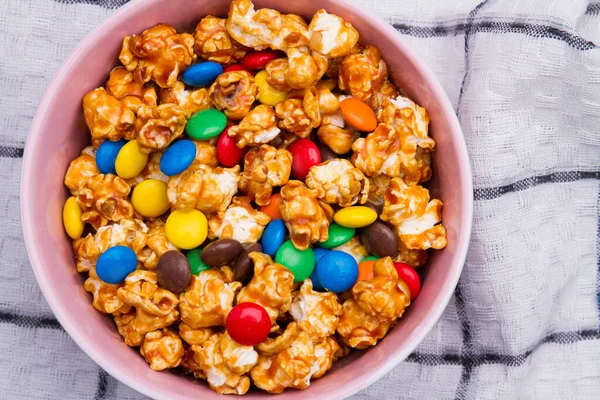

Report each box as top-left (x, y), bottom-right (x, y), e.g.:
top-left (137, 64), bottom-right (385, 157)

top-left (596, 179), bottom-right (600, 324)
top-left (54, 0), bottom-right (129, 9)
top-left (586, 3), bottom-right (600, 15)
top-left (94, 369), bottom-right (109, 400)
top-left (0, 146), bottom-right (24, 158)
top-left (0, 311), bottom-right (63, 330)
top-left (474, 170), bottom-right (600, 201)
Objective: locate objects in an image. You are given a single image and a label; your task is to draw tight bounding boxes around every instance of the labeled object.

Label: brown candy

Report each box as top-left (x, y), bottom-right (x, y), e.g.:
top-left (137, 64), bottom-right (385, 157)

top-left (360, 222), bottom-right (398, 258)
top-left (317, 142), bottom-right (339, 162)
top-left (201, 239), bottom-right (243, 268)
top-left (232, 243), bottom-right (262, 283)
top-left (157, 250), bottom-right (192, 294)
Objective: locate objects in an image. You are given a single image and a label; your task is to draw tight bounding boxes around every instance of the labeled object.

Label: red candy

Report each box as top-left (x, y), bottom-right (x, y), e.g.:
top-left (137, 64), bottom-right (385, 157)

top-left (226, 302), bottom-right (271, 346)
top-left (223, 64), bottom-right (255, 76)
top-left (394, 262), bottom-right (421, 300)
top-left (217, 127), bottom-right (246, 167)
top-left (288, 138), bottom-right (321, 180)
top-left (242, 50), bottom-right (281, 70)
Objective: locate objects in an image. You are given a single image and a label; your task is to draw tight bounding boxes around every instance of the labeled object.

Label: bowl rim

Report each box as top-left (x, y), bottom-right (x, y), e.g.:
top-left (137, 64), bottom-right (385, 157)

top-left (20, 0), bottom-right (473, 398)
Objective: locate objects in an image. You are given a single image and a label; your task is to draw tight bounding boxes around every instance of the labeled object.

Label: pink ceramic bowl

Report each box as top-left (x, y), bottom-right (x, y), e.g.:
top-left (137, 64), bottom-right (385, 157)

top-left (21, 0), bottom-right (473, 398)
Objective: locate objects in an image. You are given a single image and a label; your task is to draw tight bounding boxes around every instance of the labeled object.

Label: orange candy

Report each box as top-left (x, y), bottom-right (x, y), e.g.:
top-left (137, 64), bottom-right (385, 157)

top-left (355, 260), bottom-right (375, 284)
top-left (340, 98), bottom-right (378, 132)
top-left (260, 193), bottom-right (282, 220)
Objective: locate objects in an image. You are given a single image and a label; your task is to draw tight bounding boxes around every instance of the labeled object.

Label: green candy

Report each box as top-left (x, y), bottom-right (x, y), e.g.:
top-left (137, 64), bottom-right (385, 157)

top-left (186, 247), bottom-right (211, 275)
top-left (318, 223), bottom-right (355, 249)
top-left (363, 255), bottom-right (378, 262)
top-left (275, 240), bottom-right (315, 283)
top-left (186, 109), bottom-right (227, 140)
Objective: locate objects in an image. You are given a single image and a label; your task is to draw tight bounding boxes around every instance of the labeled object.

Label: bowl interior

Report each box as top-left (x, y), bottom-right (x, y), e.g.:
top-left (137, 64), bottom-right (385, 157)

top-left (21, 0), bottom-right (472, 398)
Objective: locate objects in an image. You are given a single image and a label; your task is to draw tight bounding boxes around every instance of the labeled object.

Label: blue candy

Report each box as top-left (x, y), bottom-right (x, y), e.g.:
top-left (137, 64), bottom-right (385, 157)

top-left (96, 246), bottom-right (137, 284)
top-left (316, 250), bottom-right (358, 293)
top-left (310, 248), bottom-right (330, 290)
top-left (182, 62), bottom-right (223, 87)
top-left (261, 219), bottom-right (286, 257)
top-left (96, 139), bottom-right (126, 174)
top-left (160, 139), bottom-right (196, 176)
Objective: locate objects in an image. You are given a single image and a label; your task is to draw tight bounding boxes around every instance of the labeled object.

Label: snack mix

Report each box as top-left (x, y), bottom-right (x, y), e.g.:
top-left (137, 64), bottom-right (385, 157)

top-left (62, 0), bottom-right (447, 394)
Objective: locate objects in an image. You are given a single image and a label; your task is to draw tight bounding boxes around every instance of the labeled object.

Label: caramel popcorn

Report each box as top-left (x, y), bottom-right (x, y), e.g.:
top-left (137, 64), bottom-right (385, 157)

top-left (208, 196), bottom-right (271, 243)
top-left (381, 177), bottom-right (447, 250)
top-left (226, 0), bottom-right (284, 50)
top-left (140, 329), bottom-right (184, 371)
top-left (84, 267), bottom-right (130, 315)
top-left (336, 299), bottom-right (392, 349)
top-left (317, 95), bottom-right (357, 154)
top-left (305, 159), bottom-right (369, 206)
top-left (227, 104), bottom-right (280, 147)
top-left (75, 174), bottom-right (133, 228)
top-left (237, 252), bottom-right (294, 325)
top-left (83, 88), bottom-right (137, 144)
top-left (339, 45), bottom-right (387, 107)
top-left (238, 145), bottom-right (292, 206)
top-left (191, 139), bottom-right (219, 169)
top-left (256, 322), bottom-right (300, 355)
top-left (371, 79), bottom-right (399, 111)
top-left (395, 241), bottom-right (429, 269)
top-left (179, 323), bottom-right (214, 345)
top-left (135, 104), bottom-right (188, 153)
top-left (180, 346), bottom-right (207, 379)
top-left (308, 10), bottom-right (359, 58)
top-left (286, 47), bottom-right (328, 89)
top-left (279, 181), bottom-right (334, 250)
top-left (265, 58), bottom-right (292, 93)
top-left (332, 236), bottom-right (369, 264)
top-left (194, 16), bottom-right (247, 63)
top-left (179, 269), bottom-right (242, 329)
top-left (64, 150), bottom-right (99, 195)
top-left (290, 280), bottom-right (341, 339)
top-left (167, 164), bottom-right (240, 214)
top-left (312, 336), bottom-right (342, 379)
top-left (367, 174), bottom-right (391, 207)
top-left (351, 123), bottom-right (401, 178)
top-left (269, 130), bottom-right (300, 149)
top-left (127, 152), bottom-right (168, 187)
top-left (159, 82), bottom-right (210, 117)
top-left (118, 270), bottom-right (180, 318)
top-left (119, 24), bottom-right (196, 88)
top-left (114, 310), bottom-right (146, 347)
top-left (139, 224), bottom-right (178, 270)
top-left (208, 71), bottom-right (258, 120)
top-left (106, 66), bottom-right (158, 107)
top-left (275, 86), bottom-right (337, 137)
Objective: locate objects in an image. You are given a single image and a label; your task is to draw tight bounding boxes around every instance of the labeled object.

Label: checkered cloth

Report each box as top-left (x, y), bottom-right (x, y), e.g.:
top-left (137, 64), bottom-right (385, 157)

top-left (1, 0), bottom-right (599, 398)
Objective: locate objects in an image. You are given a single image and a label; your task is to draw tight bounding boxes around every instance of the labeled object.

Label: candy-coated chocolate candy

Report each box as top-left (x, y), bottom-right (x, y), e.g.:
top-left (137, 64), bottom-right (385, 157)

top-left (115, 140), bottom-right (149, 179)
top-left (259, 193), bottom-right (283, 220)
top-left (334, 206), bottom-right (377, 228)
top-left (182, 61), bottom-right (223, 87)
top-left (363, 255), bottom-right (378, 262)
top-left (340, 98), bottom-right (378, 132)
top-left (186, 247), bottom-right (211, 275)
top-left (316, 142), bottom-right (339, 162)
top-left (261, 219), bottom-right (286, 257)
top-left (224, 64), bottom-right (252, 74)
top-left (355, 260), bottom-right (375, 284)
top-left (318, 223), bottom-right (355, 249)
top-left (157, 250), bottom-right (192, 294)
top-left (201, 239), bottom-right (243, 268)
top-left (233, 243), bottom-right (262, 283)
top-left (63, 196), bottom-right (84, 239)
top-left (96, 246), bottom-right (137, 284)
top-left (243, 50), bottom-right (280, 70)
top-left (186, 109), bottom-right (227, 140)
top-left (165, 209), bottom-right (208, 250)
top-left (216, 127), bottom-right (246, 167)
top-left (363, 201), bottom-right (382, 216)
top-left (313, 247), bottom-right (330, 262)
top-left (275, 240), bottom-right (315, 283)
top-left (131, 179), bottom-right (170, 218)
top-left (394, 262), bottom-right (421, 300)
top-left (288, 139), bottom-right (321, 180)
top-left (160, 139), bottom-right (196, 176)
top-left (255, 70), bottom-right (288, 106)
top-left (316, 250), bottom-right (358, 293)
top-left (310, 248), bottom-right (330, 290)
top-left (226, 302), bottom-right (271, 346)
top-left (360, 221), bottom-right (398, 258)
top-left (96, 139), bottom-right (126, 174)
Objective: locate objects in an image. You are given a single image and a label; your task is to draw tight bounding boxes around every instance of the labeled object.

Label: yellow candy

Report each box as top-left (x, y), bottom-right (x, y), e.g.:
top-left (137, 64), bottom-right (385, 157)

top-left (165, 209), bottom-right (208, 250)
top-left (131, 179), bottom-right (170, 218)
top-left (115, 140), bottom-right (149, 179)
top-left (255, 70), bottom-right (288, 106)
top-left (63, 196), bottom-right (84, 239)
top-left (333, 206), bottom-right (378, 228)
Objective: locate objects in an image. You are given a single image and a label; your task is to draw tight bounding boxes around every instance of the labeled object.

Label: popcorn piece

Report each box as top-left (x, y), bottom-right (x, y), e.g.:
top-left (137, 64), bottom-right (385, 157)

top-left (352, 257), bottom-right (411, 321)
top-left (179, 269), bottom-right (242, 329)
top-left (191, 139), bottom-right (219, 169)
top-left (179, 323), bottom-right (214, 346)
top-left (159, 81), bottom-right (210, 117)
top-left (256, 322), bottom-right (300, 355)
top-left (209, 71), bottom-right (258, 120)
top-left (194, 16), bottom-right (247, 63)
top-left (332, 236), bottom-right (369, 264)
top-left (119, 24), bottom-right (196, 88)
top-left (64, 149), bottom-right (100, 195)
top-left (312, 336), bottom-right (342, 379)
top-left (135, 104), bottom-right (188, 153)
top-left (239, 145), bottom-right (292, 206)
top-left (290, 280), bottom-right (341, 339)
top-left (208, 196), bottom-right (271, 244)
top-left (167, 164), bottom-right (241, 214)
top-left (279, 180), bottom-right (334, 250)
top-left (140, 329), bottom-right (184, 371)
top-left (138, 224), bottom-right (178, 270)
top-left (227, 105), bottom-right (280, 147)
top-left (226, 0), bottom-right (283, 50)
top-left (83, 88), bottom-right (137, 144)
top-left (275, 87), bottom-right (337, 138)
top-left (114, 309), bottom-right (145, 346)
top-left (237, 252), bottom-right (294, 325)
top-left (367, 174), bottom-right (391, 207)
top-left (269, 130), bottom-right (300, 149)
top-left (351, 123), bottom-right (401, 178)
top-left (395, 241), bottom-right (429, 269)
top-left (336, 299), bottom-right (392, 349)
top-left (308, 10), bottom-right (359, 58)
top-left (195, 332), bottom-right (255, 395)
top-left (180, 346), bottom-right (207, 379)
top-left (286, 47), bottom-right (328, 89)
top-left (381, 177), bottom-right (447, 250)
top-left (84, 267), bottom-right (131, 315)
top-left (305, 159), bottom-right (369, 206)
top-left (317, 94), bottom-right (356, 155)
top-left (75, 174), bottom-right (133, 229)
top-left (106, 66), bottom-right (158, 107)
top-left (371, 78), bottom-right (398, 111)
top-left (339, 45), bottom-right (387, 107)
top-left (127, 152), bottom-right (169, 187)
top-left (265, 58), bottom-right (292, 93)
